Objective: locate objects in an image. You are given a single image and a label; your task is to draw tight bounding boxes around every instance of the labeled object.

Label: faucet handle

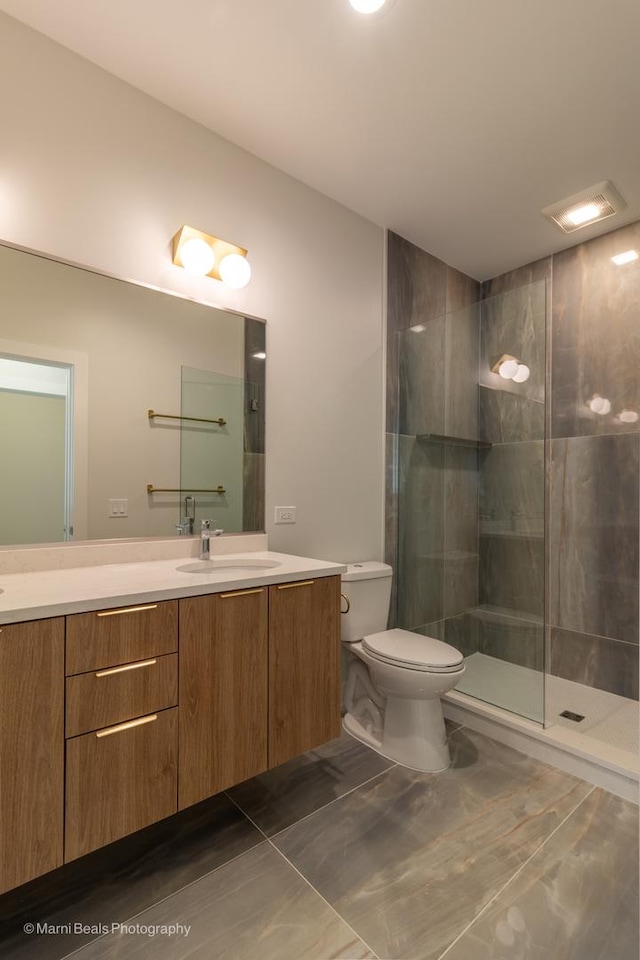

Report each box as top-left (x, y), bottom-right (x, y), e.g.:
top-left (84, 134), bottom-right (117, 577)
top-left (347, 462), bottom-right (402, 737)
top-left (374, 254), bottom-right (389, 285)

top-left (201, 519), bottom-right (211, 531)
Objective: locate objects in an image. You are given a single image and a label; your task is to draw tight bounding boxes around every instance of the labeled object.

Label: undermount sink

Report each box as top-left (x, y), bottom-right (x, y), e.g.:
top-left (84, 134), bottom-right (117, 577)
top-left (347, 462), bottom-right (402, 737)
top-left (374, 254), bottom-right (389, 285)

top-left (176, 558), bottom-right (281, 575)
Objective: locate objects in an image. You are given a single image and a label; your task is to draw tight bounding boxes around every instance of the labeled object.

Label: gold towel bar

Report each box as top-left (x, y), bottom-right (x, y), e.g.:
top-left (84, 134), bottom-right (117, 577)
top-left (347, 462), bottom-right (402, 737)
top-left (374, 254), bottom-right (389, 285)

top-left (148, 409), bottom-right (226, 427)
top-left (147, 484), bottom-right (226, 495)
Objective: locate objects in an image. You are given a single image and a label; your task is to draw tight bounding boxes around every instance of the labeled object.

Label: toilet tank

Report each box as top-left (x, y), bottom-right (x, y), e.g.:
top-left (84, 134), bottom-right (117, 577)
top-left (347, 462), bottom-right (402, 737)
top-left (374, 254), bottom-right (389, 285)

top-left (341, 561), bottom-right (393, 643)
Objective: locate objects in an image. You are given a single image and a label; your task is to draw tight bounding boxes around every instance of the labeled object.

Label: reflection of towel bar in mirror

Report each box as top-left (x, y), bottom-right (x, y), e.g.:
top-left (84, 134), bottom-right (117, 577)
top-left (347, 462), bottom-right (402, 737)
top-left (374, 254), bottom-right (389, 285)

top-left (147, 484), bottom-right (226, 495)
top-left (148, 409), bottom-right (226, 427)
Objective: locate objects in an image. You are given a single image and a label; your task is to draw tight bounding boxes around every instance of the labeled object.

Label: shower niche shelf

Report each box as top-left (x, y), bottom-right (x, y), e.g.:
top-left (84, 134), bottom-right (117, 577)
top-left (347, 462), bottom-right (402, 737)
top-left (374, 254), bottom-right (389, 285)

top-left (416, 433), bottom-right (492, 450)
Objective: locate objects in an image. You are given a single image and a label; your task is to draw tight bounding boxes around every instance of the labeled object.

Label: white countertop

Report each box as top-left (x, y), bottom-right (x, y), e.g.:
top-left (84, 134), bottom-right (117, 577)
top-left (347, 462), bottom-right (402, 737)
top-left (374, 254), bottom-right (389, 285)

top-left (0, 551), bottom-right (346, 625)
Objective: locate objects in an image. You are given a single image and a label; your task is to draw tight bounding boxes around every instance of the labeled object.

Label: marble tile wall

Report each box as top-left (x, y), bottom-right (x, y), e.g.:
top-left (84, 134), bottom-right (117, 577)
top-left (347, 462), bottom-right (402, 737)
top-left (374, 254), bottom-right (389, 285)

top-left (243, 317), bottom-right (266, 531)
top-left (486, 221), bottom-right (640, 703)
top-left (386, 232), bottom-right (480, 631)
top-left (389, 221), bottom-right (640, 707)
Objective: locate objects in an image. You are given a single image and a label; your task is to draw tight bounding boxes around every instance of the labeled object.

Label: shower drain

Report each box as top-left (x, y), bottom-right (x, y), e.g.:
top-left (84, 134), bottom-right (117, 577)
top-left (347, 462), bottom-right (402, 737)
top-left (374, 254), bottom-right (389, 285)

top-left (559, 709), bottom-right (585, 722)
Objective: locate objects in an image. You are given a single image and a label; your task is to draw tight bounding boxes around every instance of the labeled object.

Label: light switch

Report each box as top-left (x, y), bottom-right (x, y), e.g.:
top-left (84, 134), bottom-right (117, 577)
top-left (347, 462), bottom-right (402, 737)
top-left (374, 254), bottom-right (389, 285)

top-left (108, 499), bottom-right (128, 518)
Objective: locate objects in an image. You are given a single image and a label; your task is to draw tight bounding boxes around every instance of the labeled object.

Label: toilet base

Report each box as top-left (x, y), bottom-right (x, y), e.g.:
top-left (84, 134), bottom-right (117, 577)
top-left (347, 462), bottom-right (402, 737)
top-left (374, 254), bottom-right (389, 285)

top-left (343, 695), bottom-right (451, 773)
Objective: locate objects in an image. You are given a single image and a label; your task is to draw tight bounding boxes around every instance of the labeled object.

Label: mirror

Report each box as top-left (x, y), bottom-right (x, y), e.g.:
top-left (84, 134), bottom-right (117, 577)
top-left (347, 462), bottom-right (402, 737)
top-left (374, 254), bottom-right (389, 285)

top-left (0, 242), bottom-right (265, 546)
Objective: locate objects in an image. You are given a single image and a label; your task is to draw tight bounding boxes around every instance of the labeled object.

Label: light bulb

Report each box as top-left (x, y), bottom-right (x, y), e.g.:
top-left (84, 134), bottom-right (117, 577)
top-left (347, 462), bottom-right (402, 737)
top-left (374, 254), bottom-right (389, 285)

top-left (498, 359), bottom-right (519, 379)
top-left (219, 253), bottom-right (252, 289)
top-left (588, 395), bottom-right (611, 415)
top-left (349, 0), bottom-right (386, 12)
top-left (566, 203), bottom-right (601, 227)
top-left (252, 351), bottom-right (267, 360)
top-left (512, 364), bottom-right (530, 383)
top-left (619, 409), bottom-right (639, 424)
top-left (179, 237), bottom-right (215, 276)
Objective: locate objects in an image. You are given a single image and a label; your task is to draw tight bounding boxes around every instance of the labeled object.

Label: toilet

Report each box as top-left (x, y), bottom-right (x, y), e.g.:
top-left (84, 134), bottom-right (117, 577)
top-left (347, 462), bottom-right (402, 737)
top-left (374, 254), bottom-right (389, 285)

top-left (341, 561), bottom-right (465, 772)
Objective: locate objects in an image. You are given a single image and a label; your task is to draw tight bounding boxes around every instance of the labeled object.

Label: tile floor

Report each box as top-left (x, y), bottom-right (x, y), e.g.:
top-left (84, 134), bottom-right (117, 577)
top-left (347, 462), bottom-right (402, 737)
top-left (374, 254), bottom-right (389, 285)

top-left (0, 723), bottom-right (637, 960)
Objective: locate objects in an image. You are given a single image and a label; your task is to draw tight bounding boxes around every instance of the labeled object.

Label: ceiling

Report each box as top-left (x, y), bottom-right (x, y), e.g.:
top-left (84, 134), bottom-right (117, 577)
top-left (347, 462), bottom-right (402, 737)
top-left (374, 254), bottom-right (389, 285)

top-left (2, 0), bottom-right (640, 280)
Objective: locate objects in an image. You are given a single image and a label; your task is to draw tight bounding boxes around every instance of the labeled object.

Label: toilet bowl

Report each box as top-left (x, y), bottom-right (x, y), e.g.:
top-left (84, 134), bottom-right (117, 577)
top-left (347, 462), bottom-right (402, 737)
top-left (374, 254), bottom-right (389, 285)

top-left (341, 562), bottom-right (465, 772)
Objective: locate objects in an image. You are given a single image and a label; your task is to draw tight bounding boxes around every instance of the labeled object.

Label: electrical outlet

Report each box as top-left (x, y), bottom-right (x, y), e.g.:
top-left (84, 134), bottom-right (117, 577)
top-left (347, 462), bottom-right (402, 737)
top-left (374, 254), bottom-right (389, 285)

top-left (108, 499), bottom-right (128, 518)
top-left (274, 506), bottom-right (296, 524)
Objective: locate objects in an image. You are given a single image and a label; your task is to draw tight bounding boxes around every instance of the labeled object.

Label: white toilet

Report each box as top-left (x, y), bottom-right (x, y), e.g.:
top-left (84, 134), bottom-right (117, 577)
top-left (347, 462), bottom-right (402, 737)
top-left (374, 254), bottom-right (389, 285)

top-left (341, 561), bottom-right (465, 772)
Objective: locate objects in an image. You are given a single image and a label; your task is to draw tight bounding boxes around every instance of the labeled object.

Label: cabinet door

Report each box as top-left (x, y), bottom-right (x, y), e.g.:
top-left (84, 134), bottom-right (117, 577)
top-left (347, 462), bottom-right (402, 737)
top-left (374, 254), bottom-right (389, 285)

top-left (65, 707), bottom-right (178, 861)
top-left (268, 576), bottom-right (341, 767)
top-left (0, 618), bottom-right (64, 894)
top-left (179, 588), bottom-right (268, 809)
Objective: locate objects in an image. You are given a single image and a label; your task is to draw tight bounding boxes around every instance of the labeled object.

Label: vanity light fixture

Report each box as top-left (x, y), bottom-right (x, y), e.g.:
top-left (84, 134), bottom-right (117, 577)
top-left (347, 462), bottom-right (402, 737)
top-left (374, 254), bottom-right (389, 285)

top-left (491, 354), bottom-right (530, 383)
top-left (588, 395), bottom-right (612, 415)
top-left (172, 225), bottom-right (252, 289)
top-left (541, 181), bottom-right (626, 234)
top-left (611, 250), bottom-right (639, 266)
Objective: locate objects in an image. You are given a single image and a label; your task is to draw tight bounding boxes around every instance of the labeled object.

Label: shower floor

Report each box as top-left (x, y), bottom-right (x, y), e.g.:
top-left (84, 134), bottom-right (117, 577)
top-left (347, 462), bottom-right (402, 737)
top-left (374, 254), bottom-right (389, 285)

top-left (459, 652), bottom-right (639, 757)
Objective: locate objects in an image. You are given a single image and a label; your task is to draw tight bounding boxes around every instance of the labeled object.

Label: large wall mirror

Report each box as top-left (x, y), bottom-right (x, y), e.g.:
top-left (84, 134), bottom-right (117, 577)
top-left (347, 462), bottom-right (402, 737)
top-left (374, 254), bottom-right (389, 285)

top-left (0, 242), bottom-right (265, 546)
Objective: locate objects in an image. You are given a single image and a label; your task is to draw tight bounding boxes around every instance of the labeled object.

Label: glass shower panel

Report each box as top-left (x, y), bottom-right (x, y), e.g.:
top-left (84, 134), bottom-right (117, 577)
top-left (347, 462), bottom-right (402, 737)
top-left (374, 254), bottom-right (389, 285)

top-left (396, 280), bottom-right (546, 724)
top-left (180, 367), bottom-right (245, 533)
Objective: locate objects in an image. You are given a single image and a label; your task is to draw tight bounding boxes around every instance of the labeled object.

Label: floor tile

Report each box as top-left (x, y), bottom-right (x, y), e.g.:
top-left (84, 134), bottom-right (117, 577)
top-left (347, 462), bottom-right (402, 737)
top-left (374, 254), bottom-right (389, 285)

top-left (0, 793), bottom-right (262, 960)
top-left (228, 731), bottom-right (393, 836)
top-left (443, 788), bottom-right (639, 960)
top-left (70, 843), bottom-right (376, 960)
top-left (274, 727), bottom-right (592, 960)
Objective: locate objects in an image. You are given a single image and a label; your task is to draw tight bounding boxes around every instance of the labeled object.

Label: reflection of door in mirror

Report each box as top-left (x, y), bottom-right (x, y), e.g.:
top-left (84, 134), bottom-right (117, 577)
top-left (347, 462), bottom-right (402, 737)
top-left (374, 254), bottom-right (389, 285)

top-left (0, 356), bottom-right (72, 544)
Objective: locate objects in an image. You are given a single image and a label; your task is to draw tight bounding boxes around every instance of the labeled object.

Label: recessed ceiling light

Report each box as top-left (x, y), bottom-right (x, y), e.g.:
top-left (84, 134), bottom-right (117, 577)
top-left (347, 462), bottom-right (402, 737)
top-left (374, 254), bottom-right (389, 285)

top-left (541, 180), bottom-right (626, 234)
top-left (350, 0), bottom-right (386, 13)
top-left (611, 249), bottom-right (639, 266)
top-left (566, 203), bottom-right (602, 227)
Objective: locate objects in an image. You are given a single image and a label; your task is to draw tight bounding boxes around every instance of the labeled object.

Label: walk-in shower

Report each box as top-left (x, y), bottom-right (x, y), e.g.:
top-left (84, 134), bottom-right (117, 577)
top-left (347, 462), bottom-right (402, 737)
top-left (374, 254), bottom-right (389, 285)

top-left (387, 225), bottom-right (639, 795)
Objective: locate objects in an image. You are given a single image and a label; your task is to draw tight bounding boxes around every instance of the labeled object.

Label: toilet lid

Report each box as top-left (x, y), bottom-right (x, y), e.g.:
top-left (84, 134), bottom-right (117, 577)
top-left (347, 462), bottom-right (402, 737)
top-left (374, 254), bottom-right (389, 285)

top-left (362, 629), bottom-right (464, 671)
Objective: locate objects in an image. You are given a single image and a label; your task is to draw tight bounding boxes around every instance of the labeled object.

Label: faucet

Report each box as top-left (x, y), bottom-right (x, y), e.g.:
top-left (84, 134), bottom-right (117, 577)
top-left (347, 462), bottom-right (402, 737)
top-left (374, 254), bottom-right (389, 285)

top-left (200, 519), bottom-right (223, 559)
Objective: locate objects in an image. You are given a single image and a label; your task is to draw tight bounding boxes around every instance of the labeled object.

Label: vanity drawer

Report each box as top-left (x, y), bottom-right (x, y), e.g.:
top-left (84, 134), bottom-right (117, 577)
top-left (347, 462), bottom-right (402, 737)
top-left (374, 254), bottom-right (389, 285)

top-left (65, 706), bottom-right (178, 862)
top-left (65, 652), bottom-right (178, 738)
top-left (66, 600), bottom-right (178, 675)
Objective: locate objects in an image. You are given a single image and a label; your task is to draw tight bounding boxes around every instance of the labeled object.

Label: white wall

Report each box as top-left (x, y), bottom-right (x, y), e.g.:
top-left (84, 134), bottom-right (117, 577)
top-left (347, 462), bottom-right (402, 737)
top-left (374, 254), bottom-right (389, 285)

top-left (0, 13), bottom-right (385, 563)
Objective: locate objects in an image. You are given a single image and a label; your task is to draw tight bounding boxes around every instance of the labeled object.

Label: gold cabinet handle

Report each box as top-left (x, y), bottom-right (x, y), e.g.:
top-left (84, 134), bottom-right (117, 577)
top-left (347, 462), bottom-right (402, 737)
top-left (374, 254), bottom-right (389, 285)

top-left (96, 714), bottom-right (158, 738)
top-left (96, 604), bottom-right (158, 618)
top-left (220, 588), bottom-right (265, 599)
top-left (95, 658), bottom-right (157, 678)
top-left (277, 580), bottom-right (314, 590)
top-left (341, 593), bottom-right (351, 614)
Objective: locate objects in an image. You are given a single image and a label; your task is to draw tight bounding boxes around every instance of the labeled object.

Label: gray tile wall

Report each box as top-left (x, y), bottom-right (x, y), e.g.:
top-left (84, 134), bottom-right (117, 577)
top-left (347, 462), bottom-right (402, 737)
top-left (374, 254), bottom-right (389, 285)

top-left (388, 221), bottom-right (640, 704)
top-left (386, 232), bottom-right (480, 636)
top-left (486, 222), bottom-right (640, 702)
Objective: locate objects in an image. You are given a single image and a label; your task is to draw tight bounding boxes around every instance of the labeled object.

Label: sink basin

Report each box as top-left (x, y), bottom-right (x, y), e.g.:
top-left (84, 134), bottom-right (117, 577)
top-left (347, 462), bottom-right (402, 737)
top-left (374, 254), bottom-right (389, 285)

top-left (176, 558), bottom-right (281, 575)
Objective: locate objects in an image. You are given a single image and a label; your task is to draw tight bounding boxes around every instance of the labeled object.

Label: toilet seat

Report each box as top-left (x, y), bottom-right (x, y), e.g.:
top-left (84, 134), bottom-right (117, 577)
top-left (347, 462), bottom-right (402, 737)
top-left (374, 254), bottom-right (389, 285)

top-left (362, 628), bottom-right (464, 673)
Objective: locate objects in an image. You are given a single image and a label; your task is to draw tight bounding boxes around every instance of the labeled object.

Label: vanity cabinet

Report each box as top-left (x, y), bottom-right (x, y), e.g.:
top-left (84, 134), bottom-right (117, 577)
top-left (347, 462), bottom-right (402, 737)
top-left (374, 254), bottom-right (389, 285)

top-left (268, 576), bottom-right (342, 766)
top-left (179, 586), bottom-right (268, 808)
top-left (64, 600), bottom-right (179, 861)
top-left (0, 617), bottom-right (64, 896)
top-left (1, 571), bottom-right (341, 891)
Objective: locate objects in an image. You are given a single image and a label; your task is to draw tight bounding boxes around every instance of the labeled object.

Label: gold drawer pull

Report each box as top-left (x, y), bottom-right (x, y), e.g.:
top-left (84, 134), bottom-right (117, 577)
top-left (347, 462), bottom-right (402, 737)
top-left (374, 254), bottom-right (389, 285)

top-left (96, 714), bottom-right (158, 738)
top-left (220, 588), bottom-right (264, 599)
top-left (96, 604), bottom-right (158, 618)
top-left (277, 580), bottom-right (314, 590)
top-left (95, 658), bottom-right (157, 678)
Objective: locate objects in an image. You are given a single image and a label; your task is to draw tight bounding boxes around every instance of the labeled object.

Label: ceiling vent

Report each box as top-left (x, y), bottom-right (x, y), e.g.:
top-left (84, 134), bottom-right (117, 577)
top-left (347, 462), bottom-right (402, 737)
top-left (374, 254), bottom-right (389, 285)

top-left (542, 180), bottom-right (626, 233)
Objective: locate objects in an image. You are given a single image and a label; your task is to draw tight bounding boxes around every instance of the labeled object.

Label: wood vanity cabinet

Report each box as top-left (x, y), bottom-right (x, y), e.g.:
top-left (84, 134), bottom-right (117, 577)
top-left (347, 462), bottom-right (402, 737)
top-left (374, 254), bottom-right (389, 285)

top-left (178, 574), bottom-right (342, 804)
top-left (268, 575), bottom-right (342, 766)
top-left (64, 600), bottom-right (179, 861)
top-left (0, 617), bottom-right (64, 895)
top-left (1, 573), bottom-right (341, 891)
top-left (179, 586), bottom-right (269, 808)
